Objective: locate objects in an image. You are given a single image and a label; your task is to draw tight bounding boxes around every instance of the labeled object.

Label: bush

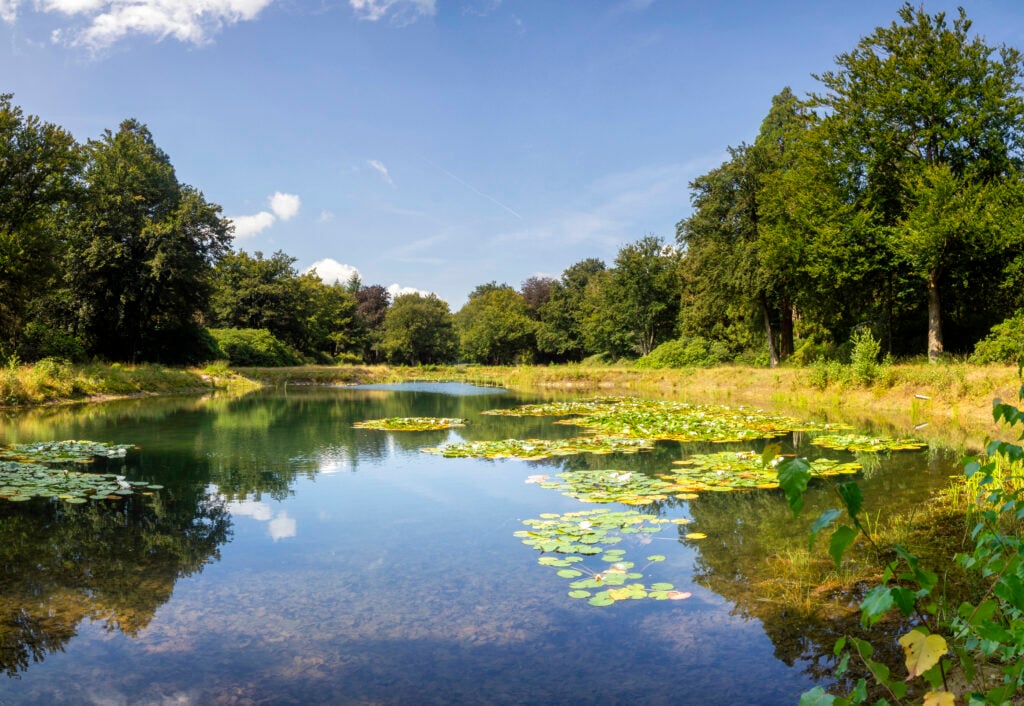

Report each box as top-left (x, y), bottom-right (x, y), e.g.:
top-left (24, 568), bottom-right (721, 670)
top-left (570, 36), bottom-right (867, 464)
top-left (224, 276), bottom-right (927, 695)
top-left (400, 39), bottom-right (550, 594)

top-left (17, 322), bottom-right (87, 363)
top-left (971, 311), bottom-right (1024, 364)
top-left (849, 328), bottom-right (882, 385)
top-left (208, 328), bottom-right (302, 367)
top-left (635, 336), bottom-right (730, 369)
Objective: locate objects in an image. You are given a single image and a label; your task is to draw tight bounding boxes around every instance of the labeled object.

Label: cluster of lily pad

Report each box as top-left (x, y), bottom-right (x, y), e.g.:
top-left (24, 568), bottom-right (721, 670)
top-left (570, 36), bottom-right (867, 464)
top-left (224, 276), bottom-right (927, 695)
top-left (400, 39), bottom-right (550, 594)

top-left (353, 417), bottom-right (468, 431)
top-left (515, 509), bottom-right (696, 606)
top-left (666, 451), bottom-right (861, 493)
top-left (0, 440), bottom-right (155, 504)
top-left (421, 436), bottom-right (655, 460)
top-left (484, 397), bottom-right (850, 444)
top-left (809, 433), bottom-right (927, 453)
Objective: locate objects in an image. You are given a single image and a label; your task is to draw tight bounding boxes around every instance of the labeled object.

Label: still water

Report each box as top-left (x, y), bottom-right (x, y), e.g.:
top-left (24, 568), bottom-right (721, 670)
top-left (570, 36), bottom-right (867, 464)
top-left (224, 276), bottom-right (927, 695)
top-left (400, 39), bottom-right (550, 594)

top-left (0, 383), bottom-right (957, 705)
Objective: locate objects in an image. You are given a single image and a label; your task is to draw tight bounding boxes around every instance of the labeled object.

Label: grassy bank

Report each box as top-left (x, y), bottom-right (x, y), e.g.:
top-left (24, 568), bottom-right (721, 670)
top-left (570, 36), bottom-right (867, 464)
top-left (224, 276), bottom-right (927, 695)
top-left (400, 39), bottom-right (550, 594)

top-left (3, 359), bottom-right (1019, 449)
top-left (0, 358), bottom-right (257, 407)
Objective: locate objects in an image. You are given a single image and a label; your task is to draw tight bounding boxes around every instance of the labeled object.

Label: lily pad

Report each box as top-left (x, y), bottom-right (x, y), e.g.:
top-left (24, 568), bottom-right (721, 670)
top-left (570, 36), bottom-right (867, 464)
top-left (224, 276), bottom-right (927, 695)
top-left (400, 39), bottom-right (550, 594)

top-left (422, 436), bottom-right (655, 460)
top-left (810, 433), bottom-right (927, 453)
top-left (664, 451), bottom-right (861, 494)
top-left (353, 417), bottom-right (468, 431)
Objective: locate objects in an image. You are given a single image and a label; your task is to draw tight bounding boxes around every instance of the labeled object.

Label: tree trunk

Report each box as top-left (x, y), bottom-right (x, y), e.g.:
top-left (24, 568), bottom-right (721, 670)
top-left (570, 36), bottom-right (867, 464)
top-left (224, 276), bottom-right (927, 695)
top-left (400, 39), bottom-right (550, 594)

top-left (779, 297), bottom-right (794, 360)
top-left (761, 295), bottom-right (779, 368)
top-left (927, 269), bottom-right (943, 363)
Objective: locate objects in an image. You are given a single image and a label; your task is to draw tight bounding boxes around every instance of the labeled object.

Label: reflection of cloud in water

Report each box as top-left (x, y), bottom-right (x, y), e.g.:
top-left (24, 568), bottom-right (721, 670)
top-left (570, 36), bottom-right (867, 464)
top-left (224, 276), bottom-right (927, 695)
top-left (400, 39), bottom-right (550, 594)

top-left (222, 493), bottom-right (297, 542)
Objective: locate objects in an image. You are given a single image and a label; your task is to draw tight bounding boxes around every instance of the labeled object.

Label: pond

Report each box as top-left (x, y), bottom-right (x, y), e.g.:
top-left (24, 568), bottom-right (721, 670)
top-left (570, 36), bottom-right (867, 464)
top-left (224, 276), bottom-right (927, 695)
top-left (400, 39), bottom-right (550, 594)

top-left (0, 383), bottom-right (959, 705)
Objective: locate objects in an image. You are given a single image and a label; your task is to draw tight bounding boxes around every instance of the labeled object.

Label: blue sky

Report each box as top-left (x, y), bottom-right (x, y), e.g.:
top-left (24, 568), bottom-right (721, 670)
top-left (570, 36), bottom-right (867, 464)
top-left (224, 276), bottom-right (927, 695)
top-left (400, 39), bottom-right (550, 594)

top-left (3, 0), bottom-right (1023, 308)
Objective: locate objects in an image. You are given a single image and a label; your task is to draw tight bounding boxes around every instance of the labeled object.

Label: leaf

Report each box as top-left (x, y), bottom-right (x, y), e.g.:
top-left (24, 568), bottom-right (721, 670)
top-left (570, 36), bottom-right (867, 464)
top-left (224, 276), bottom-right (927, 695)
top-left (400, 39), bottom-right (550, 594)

top-left (860, 585), bottom-right (894, 624)
top-left (777, 458), bottom-right (812, 517)
top-left (923, 692), bottom-right (954, 706)
top-left (809, 508), bottom-right (842, 551)
top-left (836, 482), bottom-right (863, 520)
top-left (828, 525), bottom-right (858, 568)
top-left (898, 630), bottom-right (947, 679)
top-left (797, 687), bottom-right (835, 706)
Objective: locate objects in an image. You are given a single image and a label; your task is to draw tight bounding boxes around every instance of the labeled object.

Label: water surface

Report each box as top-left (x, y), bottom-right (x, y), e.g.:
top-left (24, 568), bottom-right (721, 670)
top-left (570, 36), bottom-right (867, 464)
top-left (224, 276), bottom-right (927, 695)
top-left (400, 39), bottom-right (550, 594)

top-left (0, 384), bottom-right (955, 705)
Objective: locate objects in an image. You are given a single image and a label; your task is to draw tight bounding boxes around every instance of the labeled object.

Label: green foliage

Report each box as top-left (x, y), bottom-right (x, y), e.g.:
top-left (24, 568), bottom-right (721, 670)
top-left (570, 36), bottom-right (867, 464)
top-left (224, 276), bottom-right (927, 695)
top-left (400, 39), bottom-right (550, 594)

top-left (380, 293), bottom-right (457, 365)
top-left (850, 329), bottom-right (883, 385)
top-left (971, 311), bottom-right (1024, 364)
top-left (536, 258), bottom-right (606, 362)
top-left (17, 322), bottom-right (87, 363)
top-left (456, 287), bottom-right (536, 364)
top-left (781, 385), bottom-right (1024, 703)
top-left (635, 335), bottom-right (730, 368)
top-left (208, 328), bottom-right (302, 367)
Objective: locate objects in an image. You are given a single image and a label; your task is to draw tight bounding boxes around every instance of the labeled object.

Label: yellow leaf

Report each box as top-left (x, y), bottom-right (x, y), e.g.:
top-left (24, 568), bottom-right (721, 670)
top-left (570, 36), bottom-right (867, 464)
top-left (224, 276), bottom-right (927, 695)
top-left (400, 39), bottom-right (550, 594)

top-left (684, 532), bottom-right (707, 540)
top-left (923, 691), bottom-right (955, 706)
top-left (898, 630), bottom-right (947, 679)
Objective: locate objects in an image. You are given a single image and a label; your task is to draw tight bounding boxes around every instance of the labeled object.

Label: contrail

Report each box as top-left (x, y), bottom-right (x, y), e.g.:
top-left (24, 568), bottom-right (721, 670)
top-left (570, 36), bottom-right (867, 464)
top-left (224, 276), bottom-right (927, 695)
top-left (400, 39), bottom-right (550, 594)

top-left (422, 157), bottom-right (523, 220)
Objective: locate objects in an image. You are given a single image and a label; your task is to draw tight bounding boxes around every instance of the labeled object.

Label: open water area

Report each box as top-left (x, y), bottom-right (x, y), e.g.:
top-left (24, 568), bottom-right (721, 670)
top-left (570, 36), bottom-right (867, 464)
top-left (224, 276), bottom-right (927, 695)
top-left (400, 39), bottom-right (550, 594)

top-left (0, 383), bottom-right (960, 705)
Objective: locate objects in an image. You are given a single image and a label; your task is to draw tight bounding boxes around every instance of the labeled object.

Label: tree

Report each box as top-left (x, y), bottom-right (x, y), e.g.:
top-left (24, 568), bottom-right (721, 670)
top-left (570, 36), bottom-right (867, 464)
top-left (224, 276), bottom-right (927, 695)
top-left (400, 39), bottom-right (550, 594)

top-left (520, 276), bottom-right (555, 315)
top-left (299, 275), bottom-right (359, 359)
top-left (208, 250), bottom-right (307, 351)
top-left (354, 284), bottom-right (391, 362)
top-left (380, 293), bottom-right (457, 365)
top-left (811, 4), bottom-right (1024, 360)
top-left (66, 119), bottom-right (231, 363)
top-left (536, 258), bottom-right (606, 361)
top-left (456, 288), bottom-right (536, 364)
top-left (0, 94), bottom-right (81, 355)
top-left (585, 236), bottom-right (679, 358)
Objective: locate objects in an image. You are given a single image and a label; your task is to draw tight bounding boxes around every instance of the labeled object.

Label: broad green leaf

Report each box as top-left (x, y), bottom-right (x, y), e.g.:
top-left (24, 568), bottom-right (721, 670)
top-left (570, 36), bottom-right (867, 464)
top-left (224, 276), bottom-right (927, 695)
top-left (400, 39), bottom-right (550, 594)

top-left (836, 482), bottom-right (862, 520)
top-left (778, 458), bottom-right (811, 517)
top-left (828, 525), bottom-right (858, 568)
top-left (809, 509), bottom-right (842, 551)
top-left (798, 687), bottom-right (835, 706)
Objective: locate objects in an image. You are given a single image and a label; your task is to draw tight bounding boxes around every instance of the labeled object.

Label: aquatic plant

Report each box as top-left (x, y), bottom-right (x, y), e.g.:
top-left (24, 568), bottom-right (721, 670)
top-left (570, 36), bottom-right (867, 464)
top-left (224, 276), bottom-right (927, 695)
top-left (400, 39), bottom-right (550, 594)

top-left (516, 509), bottom-right (695, 606)
top-left (353, 417), bottom-right (467, 431)
top-left (421, 435), bottom-right (655, 460)
top-left (666, 451), bottom-right (861, 493)
top-left (810, 434), bottom-right (926, 453)
top-left (0, 440), bottom-right (155, 503)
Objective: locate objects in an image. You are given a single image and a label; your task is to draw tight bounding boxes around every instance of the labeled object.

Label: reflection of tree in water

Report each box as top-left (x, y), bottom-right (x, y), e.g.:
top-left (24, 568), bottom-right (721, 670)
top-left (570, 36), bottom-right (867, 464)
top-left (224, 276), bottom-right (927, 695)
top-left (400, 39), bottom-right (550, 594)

top-left (0, 459), bottom-right (230, 677)
top-left (682, 470), bottom-right (950, 700)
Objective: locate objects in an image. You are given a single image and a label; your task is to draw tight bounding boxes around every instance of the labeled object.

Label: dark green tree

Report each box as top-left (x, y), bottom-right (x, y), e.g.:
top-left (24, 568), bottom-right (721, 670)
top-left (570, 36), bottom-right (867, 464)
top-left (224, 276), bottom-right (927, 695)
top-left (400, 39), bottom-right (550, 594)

top-left (65, 119), bottom-right (231, 363)
top-left (208, 250), bottom-right (307, 351)
top-left (811, 3), bottom-right (1024, 360)
top-left (456, 288), bottom-right (536, 364)
top-left (0, 94), bottom-right (82, 356)
top-left (354, 284), bottom-right (391, 363)
top-left (380, 293), bottom-right (457, 365)
top-left (536, 258), bottom-right (606, 361)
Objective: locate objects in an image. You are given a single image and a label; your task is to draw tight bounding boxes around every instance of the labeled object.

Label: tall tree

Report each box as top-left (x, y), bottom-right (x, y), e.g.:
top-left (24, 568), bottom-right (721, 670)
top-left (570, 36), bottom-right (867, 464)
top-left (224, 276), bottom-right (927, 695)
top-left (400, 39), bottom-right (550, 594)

top-left (456, 288), bottom-right (536, 365)
top-left (811, 3), bottom-right (1024, 360)
top-left (0, 94), bottom-right (81, 355)
top-left (380, 293), bottom-right (456, 365)
top-left (66, 119), bottom-right (231, 363)
top-left (536, 258), bottom-right (605, 361)
top-left (584, 237), bottom-right (680, 358)
top-left (354, 284), bottom-right (391, 362)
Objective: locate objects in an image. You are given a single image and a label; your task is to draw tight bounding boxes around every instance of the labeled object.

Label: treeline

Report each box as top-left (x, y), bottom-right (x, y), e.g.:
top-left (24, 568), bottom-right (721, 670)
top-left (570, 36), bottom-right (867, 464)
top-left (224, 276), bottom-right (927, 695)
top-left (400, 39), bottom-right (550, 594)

top-left (4, 4), bottom-right (1024, 369)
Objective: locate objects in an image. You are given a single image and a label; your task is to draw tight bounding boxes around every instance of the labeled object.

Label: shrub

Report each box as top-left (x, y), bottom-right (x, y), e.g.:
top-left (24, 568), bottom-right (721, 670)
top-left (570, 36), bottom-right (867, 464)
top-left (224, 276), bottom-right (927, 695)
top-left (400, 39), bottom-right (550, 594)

top-left (17, 322), bottom-right (87, 363)
top-left (208, 328), bottom-right (302, 367)
top-left (635, 336), bottom-right (730, 369)
top-left (849, 328), bottom-right (882, 385)
top-left (971, 310), bottom-right (1024, 364)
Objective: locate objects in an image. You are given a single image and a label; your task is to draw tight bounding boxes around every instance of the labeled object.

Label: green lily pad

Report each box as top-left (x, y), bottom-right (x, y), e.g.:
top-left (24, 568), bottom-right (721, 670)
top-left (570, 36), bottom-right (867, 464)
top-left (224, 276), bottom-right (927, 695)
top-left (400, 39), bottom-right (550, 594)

top-left (422, 435), bottom-right (655, 460)
top-left (810, 433), bottom-right (927, 453)
top-left (353, 417), bottom-right (468, 431)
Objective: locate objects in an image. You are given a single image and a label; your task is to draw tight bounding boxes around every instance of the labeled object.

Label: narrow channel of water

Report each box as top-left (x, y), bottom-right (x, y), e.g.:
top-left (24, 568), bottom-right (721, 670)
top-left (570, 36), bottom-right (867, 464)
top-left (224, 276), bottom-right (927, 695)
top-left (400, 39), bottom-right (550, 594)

top-left (0, 384), bottom-right (957, 705)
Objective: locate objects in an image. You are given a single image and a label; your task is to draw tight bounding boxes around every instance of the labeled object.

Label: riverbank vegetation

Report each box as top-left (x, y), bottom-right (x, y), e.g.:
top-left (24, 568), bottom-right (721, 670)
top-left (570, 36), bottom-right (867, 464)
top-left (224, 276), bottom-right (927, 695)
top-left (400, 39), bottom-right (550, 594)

top-left (4, 5), bottom-right (1024, 375)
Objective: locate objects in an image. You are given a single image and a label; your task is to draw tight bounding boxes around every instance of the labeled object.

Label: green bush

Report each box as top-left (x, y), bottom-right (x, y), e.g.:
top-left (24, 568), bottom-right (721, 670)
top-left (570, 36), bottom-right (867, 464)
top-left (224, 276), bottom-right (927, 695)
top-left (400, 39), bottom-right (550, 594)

top-left (17, 322), bottom-right (87, 363)
top-left (208, 328), bottom-right (302, 367)
top-left (849, 328), bottom-right (882, 385)
top-left (635, 336), bottom-right (730, 369)
top-left (971, 311), bottom-right (1024, 364)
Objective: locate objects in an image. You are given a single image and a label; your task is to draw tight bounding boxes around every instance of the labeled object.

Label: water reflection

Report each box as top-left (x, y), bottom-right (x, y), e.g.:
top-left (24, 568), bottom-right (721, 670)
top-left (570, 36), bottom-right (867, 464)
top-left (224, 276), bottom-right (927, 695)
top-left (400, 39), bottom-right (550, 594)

top-left (0, 384), bottom-right (963, 704)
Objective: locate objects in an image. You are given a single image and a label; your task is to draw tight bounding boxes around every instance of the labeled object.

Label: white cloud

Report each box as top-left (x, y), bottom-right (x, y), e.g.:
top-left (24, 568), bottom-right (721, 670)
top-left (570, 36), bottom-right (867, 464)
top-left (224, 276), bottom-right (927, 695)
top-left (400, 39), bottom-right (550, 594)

top-left (318, 209), bottom-right (335, 223)
top-left (230, 210), bottom-right (275, 239)
top-left (349, 0), bottom-right (434, 24)
top-left (269, 191), bottom-right (301, 221)
top-left (367, 159), bottom-right (394, 186)
top-left (387, 283), bottom-right (435, 300)
top-left (229, 190), bottom-right (301, 239)
top-left (3, 0), bottom-right (276, 50)
top-left (306, 258), bottom-right (360, 286)
top-left (268, 512), bottom-right (297, 541)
